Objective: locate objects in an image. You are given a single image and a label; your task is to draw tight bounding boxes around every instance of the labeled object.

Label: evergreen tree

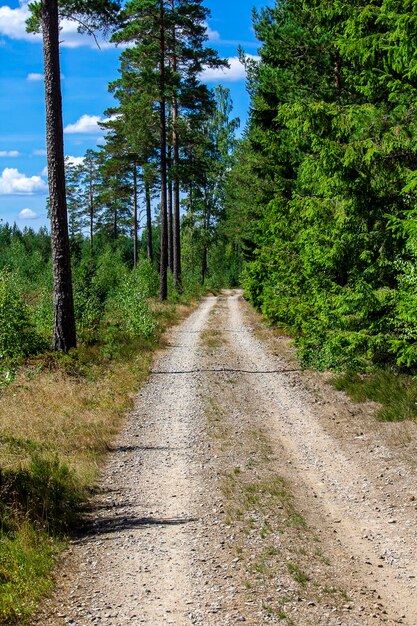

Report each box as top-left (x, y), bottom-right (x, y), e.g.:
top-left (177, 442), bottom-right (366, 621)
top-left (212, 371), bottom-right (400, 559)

top-left (111, 0), bottom-right (226, 296)
top-left (27, 0), bottom-right (120, 352)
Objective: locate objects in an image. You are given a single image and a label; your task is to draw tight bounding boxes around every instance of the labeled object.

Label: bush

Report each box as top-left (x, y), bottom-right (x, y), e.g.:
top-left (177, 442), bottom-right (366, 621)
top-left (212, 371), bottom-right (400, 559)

top-left (0, 271), bottom-right (44, 361)
top-left (107, 264), bottom-right (157, 339)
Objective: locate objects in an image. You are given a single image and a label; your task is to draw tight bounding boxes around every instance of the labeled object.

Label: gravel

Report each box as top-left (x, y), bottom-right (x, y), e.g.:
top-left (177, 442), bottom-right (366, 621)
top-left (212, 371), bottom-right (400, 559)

top-left (33, 291), bottom-right (417, 626)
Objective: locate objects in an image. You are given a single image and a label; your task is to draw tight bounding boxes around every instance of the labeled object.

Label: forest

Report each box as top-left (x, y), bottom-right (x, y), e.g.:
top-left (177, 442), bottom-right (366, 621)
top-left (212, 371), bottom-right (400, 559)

top-left (1, 0), bottom-right (417, 622)
top-left (3, 0), bottom-right (417, 376)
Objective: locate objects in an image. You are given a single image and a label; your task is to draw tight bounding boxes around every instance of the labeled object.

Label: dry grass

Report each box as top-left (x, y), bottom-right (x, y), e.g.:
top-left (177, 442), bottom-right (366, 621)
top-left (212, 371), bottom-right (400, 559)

top-left (200, 328), bottom-right (223, 348)
top-left (0, 300), bottom-right (196, 483)
top-left (0, 357), bottom-right (150, 483)
top-left (0, 299), bottom-right (197, 626)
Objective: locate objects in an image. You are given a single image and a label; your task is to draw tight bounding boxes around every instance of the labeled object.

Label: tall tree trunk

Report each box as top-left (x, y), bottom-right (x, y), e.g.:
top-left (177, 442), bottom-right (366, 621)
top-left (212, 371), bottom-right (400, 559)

top-left (159, 0), bottom-right (168, 300)
top-left (172, 102), bottom-right (182, 290)
top-left (133, 162), bottom-right (138, 268)
top-left (201, 200), bottom-right (210, 285)
top-left (145, 178), bottom-right (153, 263)
top-left (167, 145), bottom-right (174, 272)
top-left (89, 181), bottom-right (94, 248)
top-left (171, 3), bottom-right (182, 290)
top-left (41, 0), bottom-right (76, 352)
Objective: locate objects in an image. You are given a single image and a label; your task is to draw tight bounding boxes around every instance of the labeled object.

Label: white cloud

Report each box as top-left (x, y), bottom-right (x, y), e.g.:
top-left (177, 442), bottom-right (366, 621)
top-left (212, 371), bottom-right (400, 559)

top-left (205, 23), bottom-right (220, 41)
top-left (200, 54), bottom-right (260, 83)
top-left (66, 155), bottom-right (85, 167)
top-left (64, 113), bottom-right (118, 135)
top-left (27, 72), bottom-right (43, 81)
top-left (0, 1), bottom-right (114, 49)
top-left (19, 208), bottom-right (38, 219)
top-left (0, 150), bottom-right (20, 157)
top-left (64, 114), bottom-right (102, 134)
top-left (41, 165), bottom-right (48, 177)
top-left (0, 168), bottom-right (47, 195)
top-left (0, 2), bottom-right (41, 43)
top-left (33, 149), bottom-right (47, 156)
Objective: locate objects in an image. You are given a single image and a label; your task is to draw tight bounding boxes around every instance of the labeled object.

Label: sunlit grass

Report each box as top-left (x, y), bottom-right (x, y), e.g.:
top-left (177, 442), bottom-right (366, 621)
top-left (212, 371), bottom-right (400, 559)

top-left (332, 368), bottom-right (417, 422)
top-left (0, 299), bottom-right (195, 625)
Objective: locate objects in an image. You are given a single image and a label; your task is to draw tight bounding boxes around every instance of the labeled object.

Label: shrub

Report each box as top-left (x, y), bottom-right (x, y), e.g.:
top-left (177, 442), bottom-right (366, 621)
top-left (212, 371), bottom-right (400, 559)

top-left (107, 265), bottom-right (157, 339)
top-left (0, 271), bottom-right (44, 361)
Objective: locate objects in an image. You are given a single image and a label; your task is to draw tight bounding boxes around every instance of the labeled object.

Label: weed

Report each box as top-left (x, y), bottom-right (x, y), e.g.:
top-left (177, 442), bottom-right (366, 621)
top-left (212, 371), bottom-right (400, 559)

top-left (0, 522), bottom-right (61, 625)
top-left (287, 562), bottom-right (310, 586)
top-left (332, 368), bottom-right (417, 421)
top-left (288, 511), bottom-right (307, 528)
top-left (200, 329), bottom-right (223, 348)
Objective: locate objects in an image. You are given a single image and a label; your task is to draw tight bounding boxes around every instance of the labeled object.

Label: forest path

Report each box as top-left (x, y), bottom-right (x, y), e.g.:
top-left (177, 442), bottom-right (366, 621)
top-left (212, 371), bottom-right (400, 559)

top-left (34, 291), bottom-right (417, 626)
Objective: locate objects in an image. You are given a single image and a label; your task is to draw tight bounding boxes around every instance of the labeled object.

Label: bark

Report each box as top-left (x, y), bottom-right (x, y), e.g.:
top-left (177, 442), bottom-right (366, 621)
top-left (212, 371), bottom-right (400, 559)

top-left (41, 0), bottom-right (76, 352)
top-left (89, 181), bottom-right (94, 247)
top-left (171, 7), bottom-right (182, 290)
top-left (167, 146), bottom-right (174, 272)
top-left (145, 178), bottom-right (153, 263)
top-left (172, 102), bottom-right (182, 291)
top-left (159, 0), bottom-right (168, 300)
top-left (133, 162), bottom-right (138, 268)
top-left (201, 201), bottom-right (210, 285)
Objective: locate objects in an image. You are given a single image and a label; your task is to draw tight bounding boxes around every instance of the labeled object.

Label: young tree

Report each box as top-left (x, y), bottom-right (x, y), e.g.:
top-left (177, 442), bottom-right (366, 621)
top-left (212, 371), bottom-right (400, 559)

top-left (27, 0), bottom-right (120, 351)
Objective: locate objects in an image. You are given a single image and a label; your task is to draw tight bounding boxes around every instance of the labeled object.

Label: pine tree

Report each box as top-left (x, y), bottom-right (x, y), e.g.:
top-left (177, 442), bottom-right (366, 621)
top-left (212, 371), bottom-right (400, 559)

top-left (27, 0), bottom-right (120, 351)
top-left (111, 0), bottom-right (226, 296)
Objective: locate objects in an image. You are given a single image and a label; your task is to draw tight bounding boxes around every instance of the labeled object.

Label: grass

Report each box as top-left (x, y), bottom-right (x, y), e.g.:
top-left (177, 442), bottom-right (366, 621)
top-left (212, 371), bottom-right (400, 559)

top-left (0, 299), bottom-right (195, 626)
top-left (332, 368), bottom-right (417, 421)
top-left (0, 523), bottom-right (62, 624)
top-left (200, 328), bottom-right (223, 348)
top-left (287, 562), bottom-right (310, 586)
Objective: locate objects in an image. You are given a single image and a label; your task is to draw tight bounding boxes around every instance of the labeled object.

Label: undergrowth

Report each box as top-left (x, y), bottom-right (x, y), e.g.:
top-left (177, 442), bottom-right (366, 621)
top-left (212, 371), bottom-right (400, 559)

top-left (0, 292), bottom-right (195, 625)
top-left (332, 369), bottom-right (417, 422)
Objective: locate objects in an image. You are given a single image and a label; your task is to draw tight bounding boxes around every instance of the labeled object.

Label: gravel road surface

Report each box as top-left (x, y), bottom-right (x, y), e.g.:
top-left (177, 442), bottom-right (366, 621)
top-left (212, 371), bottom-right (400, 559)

top-left (34, 291), bottom-right (417, 626)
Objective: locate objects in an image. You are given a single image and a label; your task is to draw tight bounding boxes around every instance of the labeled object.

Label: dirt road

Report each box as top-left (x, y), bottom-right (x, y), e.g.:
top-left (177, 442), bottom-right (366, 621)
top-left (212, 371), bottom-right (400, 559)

top-left (34, 291), bottom-right (417, 625)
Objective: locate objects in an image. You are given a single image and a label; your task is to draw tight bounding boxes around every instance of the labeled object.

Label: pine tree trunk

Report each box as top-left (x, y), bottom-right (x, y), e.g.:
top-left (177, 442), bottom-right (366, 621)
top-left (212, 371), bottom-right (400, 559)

top-left (167, 146), bottom-right (174, 272)
top-left (89, 182), bottom-right (94, 247)
top-left (41, 0), bottom-right (76, 352)
top-left (145, 179), bottom-right (153, 263)
top-left (171, 8), bottom-right (182, 290)
top-left (201, 200), bottom-right (210, 285)
top-left (133, 162), bottom-right (138, 268)
top-left (172, 101), bottom-right (182, 290)
top-left (159, 0), bottom-right (168, 300)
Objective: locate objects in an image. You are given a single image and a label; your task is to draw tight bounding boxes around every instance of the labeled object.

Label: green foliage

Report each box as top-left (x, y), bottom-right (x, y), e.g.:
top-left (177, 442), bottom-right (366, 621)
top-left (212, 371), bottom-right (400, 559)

top-left (0, 523), bottom-right (58, 626)
top-left (0, 453), bottom-right (81, 534)
top-left (0, 271), bottom-right (45, 362)
top-left (229, 0), bottom-right (417, 374)
top-left (107, 262), bottom-right (157, 338)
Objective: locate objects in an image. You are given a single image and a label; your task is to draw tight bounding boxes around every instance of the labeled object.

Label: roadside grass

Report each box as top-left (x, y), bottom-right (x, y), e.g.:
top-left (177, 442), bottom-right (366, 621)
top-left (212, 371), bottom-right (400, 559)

top-left (332, 368), bottom-right (417, 422)
top-left (0, 299), bottom-right (194, 626)
top-left (243, 295), bottom-right (417, 425)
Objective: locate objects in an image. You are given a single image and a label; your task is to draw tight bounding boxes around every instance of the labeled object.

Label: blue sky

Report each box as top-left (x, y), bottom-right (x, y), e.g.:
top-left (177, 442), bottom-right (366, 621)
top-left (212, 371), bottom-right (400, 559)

top-left (0, 0), bottom-right (271, 229)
